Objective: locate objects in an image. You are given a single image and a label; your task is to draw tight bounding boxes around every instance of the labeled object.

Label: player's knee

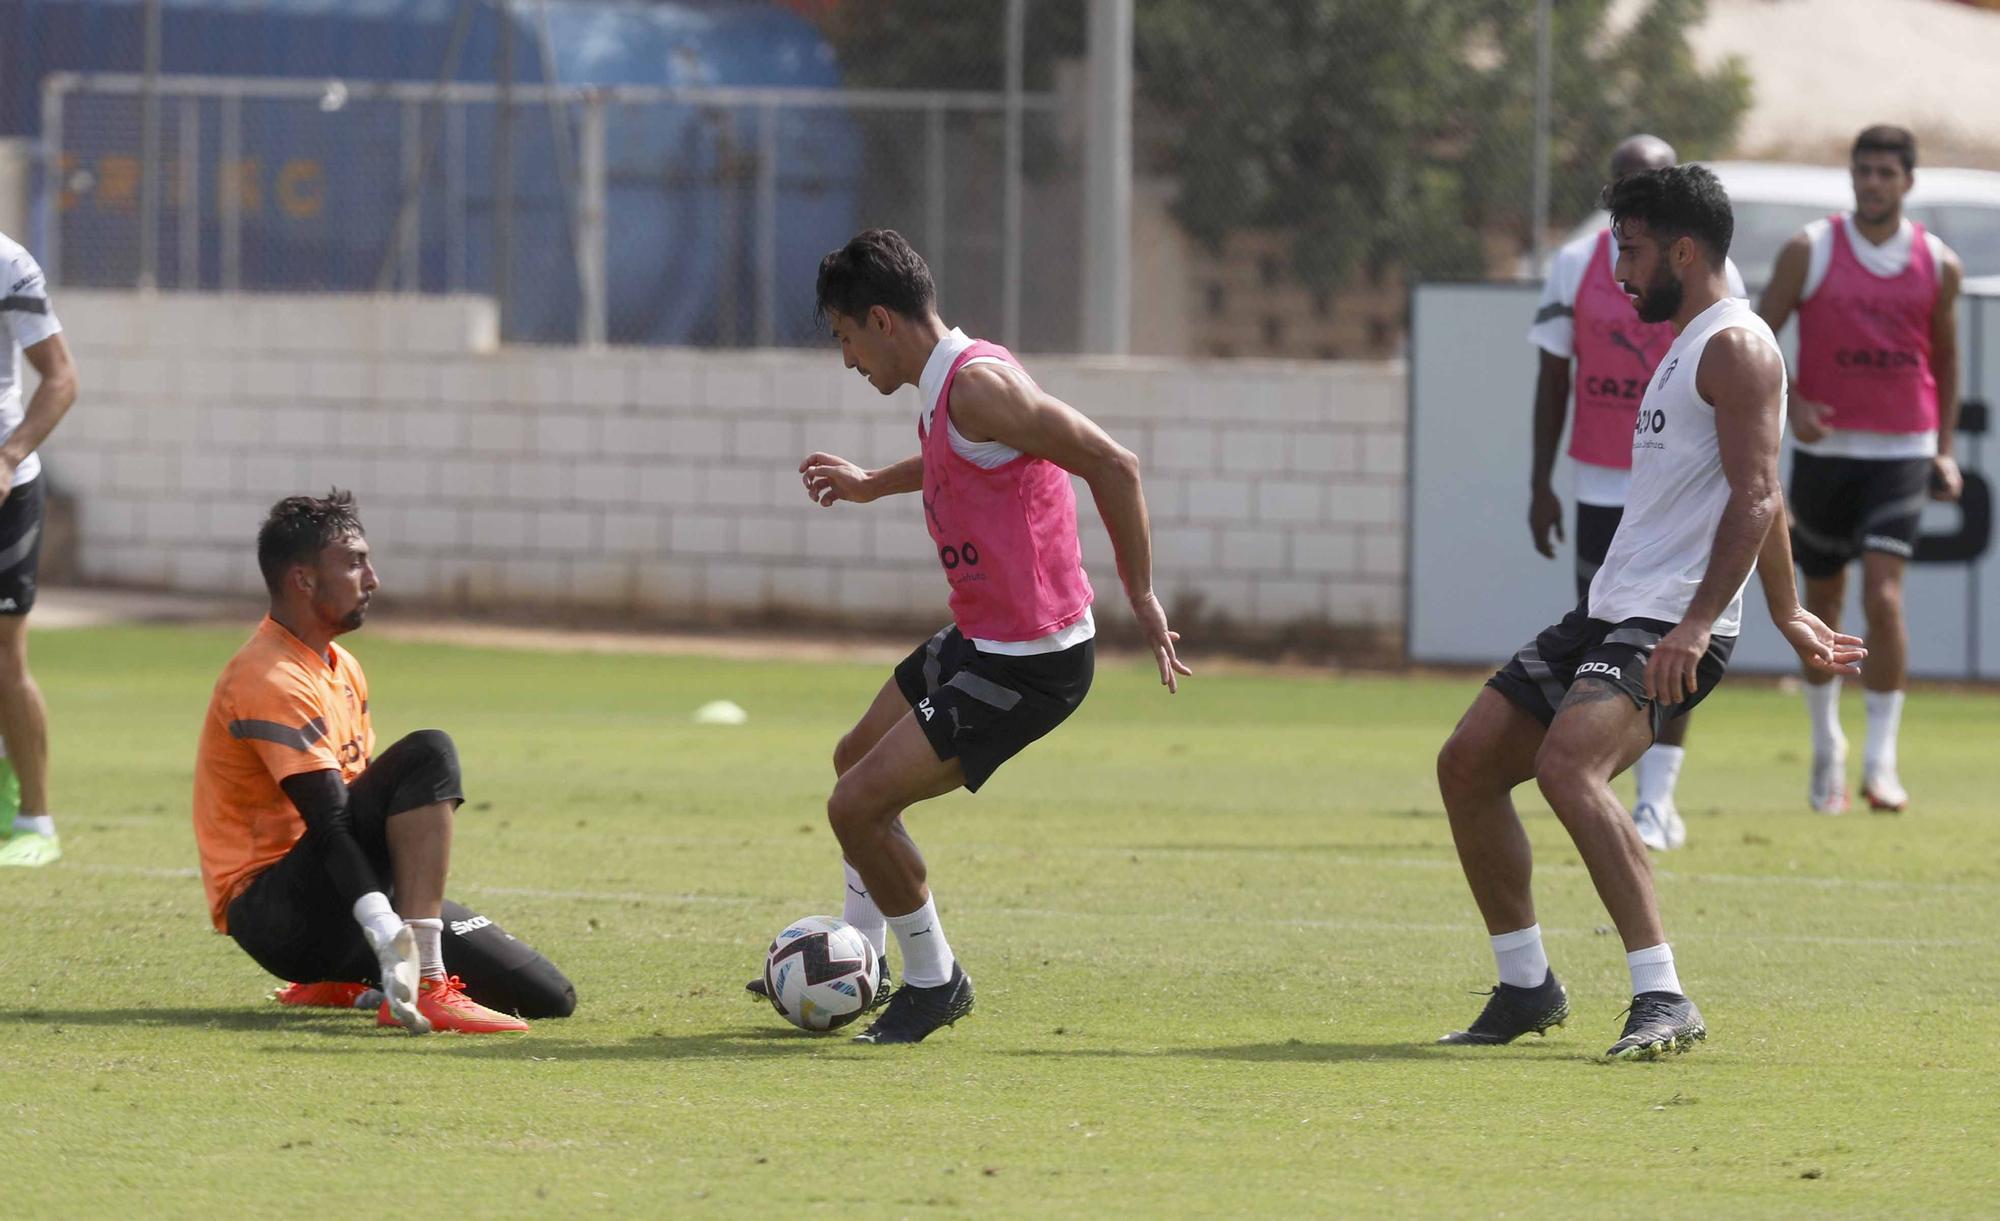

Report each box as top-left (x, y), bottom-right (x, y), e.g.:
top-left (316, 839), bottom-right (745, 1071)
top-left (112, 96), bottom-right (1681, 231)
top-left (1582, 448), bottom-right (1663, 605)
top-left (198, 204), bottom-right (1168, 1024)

top-left (832, 731), bottom-right (865, 777)
top-left (398, 728), bottom-right (462, 783)
top-left (1437, 725), bottom-right (1502, 802)
top-left (1862, 576), bottom-right (1904, 625)
top-left (825, 778), bottom-right (882, 843)
top-left (1532, 740), bottom-right (1594, 811)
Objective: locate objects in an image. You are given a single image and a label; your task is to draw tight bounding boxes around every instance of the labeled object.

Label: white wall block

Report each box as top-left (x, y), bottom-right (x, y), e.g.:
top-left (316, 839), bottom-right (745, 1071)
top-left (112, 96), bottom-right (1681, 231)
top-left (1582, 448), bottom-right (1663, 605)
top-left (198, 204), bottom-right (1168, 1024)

top-left (1218, 526), bottom-right (1287, 573)
top-left (1255, 480), bottom-right (1324, 524)
top-left (59, 294), bottom-right (1412, 630)
top-left (802, 514), bottom-right (871, 561)
top-left (1290, 530), bottom-right (1358, 576)
top-left (600, 511), bottom-right (664, 555)
top-left (1185, 478), bottom-right (1253, 522)
top-left (670, 513), bottom-right (735, 556)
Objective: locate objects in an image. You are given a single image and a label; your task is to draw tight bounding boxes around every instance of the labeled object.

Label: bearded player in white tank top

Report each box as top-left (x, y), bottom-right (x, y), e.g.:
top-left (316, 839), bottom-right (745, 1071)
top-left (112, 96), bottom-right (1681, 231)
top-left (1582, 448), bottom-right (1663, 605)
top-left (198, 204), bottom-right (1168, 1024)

top-left (1436, 166), bottom-right (1866, 1060)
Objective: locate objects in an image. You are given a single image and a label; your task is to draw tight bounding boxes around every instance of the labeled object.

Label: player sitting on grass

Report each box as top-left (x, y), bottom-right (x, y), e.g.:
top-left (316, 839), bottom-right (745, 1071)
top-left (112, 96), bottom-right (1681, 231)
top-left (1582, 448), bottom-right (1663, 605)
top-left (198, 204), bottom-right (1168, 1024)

top-left (192, 490), bottom-right (575, 1034)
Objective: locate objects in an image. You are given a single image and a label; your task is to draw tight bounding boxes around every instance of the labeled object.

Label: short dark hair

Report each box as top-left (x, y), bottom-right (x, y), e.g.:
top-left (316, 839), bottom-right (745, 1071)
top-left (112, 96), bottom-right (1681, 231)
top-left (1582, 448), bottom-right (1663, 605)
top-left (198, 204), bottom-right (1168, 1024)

top-left (1601, 164), bottom-right (1734, 269)
top-left (257, 489), bottom-right (364, 596)
top-left (814, 229), bottom-right (936, 329)
top-left (1852, 124), bottom-right (1917, 173)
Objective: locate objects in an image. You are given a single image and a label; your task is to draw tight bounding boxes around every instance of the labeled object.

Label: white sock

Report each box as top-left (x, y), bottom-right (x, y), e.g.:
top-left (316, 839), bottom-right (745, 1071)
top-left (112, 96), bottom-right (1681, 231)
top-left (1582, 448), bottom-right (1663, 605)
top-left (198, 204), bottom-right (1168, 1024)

top-left (1804, 678), bottom-right (1845, 758)
top-left (405, 917), bottom-right (446, 980)
top-left (12, 813), bottom-right (54, 837)
top-left (841, 861), bottom-right (887, 958)
top-left (1863, 689), bottom-right (1904, 779)
top-left (1490, 924), bottom-right (1549, 988)
top-left (1634, 745), bottom-right (1685, 808)
top-left (1626, 943), bottom-right (1682, 996)
top-left (350, 891), bottom-right (403, 944)
top-left (884, 895), bottom-right (956, 988)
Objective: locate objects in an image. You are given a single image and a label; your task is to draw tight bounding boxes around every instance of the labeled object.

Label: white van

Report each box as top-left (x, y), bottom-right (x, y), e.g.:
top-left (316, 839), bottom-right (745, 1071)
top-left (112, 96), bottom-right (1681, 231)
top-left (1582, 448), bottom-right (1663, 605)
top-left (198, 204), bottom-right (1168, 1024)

top-left (1554, 159), bottom-right (2000, 291)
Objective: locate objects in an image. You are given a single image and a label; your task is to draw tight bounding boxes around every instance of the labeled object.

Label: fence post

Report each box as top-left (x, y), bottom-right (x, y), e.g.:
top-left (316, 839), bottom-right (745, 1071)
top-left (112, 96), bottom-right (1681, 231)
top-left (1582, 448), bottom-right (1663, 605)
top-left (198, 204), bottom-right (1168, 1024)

top-left (39, 80), bottom-right (64, 284)
top-left (219, 93), bottom-right (241, 292)
top-left (1082, 0), bottom-right (1132, 355)
top-left (926, 100), bottom-right (946, 301)
top-left (398, 98), bottom-right (424, 290)
top-left (755, 100), bottom-right (778, 348)
top-left (446, 100), bottom-right (466, 293)
top-left (178, 94), bottom-right (200, 288)
top-left (138, 0), bottom-right (163, 289)
top-left (577, 91), bottom-right (608, 348)
top-left (1530, 0), bottom-right (1553, 268)
top-left (1001, 0), bottom-right (1024, 349)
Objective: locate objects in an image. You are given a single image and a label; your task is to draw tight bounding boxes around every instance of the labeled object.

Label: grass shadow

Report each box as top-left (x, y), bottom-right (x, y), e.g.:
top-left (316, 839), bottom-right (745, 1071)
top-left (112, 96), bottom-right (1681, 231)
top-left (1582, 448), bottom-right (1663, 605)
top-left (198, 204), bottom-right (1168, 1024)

top-left (260, 1024), bottom-right (867, 1061)
top-left (0, 1005), bottom-right (362, 1034)
top-left (1011, 1038), bottom-right (1586, 1064)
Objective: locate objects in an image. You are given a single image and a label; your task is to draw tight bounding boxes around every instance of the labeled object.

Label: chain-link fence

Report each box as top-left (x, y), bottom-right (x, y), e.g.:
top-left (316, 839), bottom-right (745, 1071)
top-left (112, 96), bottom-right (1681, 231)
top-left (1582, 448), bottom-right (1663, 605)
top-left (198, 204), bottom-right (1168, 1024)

top-left (4, 0), bottom-right (1751, 356)
top-left (38, 73), bottom-right (1066, 349)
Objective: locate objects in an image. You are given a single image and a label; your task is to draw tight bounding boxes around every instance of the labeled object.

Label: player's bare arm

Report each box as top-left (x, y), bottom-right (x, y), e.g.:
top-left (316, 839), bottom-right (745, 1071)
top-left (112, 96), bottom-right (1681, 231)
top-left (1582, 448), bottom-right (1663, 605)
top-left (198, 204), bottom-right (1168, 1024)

top-left (800, 451), bottom-right (922, 506)
top-left (1931, 248), bottom-right (1964, 501)
top-left (1, 332), bottom-right (78, 504)
top-left (1755, 496), bottom-right (1865, 679)
top-left (1755, 231), bottom-right (1834, 443)
top-left (948, 362), bottom-right (1191, 692)
top-left (1528, 349), bottom-right (1571, 557)
top-left (1645, 329), bottom-right (1788, 701)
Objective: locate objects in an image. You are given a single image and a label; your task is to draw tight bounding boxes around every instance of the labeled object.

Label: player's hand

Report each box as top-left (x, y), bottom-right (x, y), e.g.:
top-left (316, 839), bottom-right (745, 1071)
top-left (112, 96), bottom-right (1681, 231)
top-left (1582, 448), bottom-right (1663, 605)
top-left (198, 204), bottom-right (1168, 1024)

top-left (1790, 397), bottom-right (1834, 444)
top-left (799, 453), bottom-right (874, 507)
top-left (1131, 590), bottom-right (1191, 694)
top-left (0, 455), bottom-right (17, 507)
top-left (1931, 454), bottom-right (1964, 502)
top-left (362, 920), bottom-right (431, 1035)
top-left (1776, 608), bottom-right (1866, 678)
top-left (1643, 620), bottom-right (1712, 703)
top-left (1528, 485), bottom-right (1564, 559)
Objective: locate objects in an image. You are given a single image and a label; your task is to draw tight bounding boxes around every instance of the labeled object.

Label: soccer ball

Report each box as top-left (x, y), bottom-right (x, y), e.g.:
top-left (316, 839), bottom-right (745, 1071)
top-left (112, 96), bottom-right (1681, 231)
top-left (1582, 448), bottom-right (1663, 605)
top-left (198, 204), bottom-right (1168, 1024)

top-left (762, 915), bottom-right (879, 1032)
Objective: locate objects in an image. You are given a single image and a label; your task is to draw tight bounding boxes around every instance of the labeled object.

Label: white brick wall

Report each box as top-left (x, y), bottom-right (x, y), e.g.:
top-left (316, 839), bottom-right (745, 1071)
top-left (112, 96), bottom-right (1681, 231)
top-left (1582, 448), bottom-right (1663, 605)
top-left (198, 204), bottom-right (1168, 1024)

top-left (48, 291), bottom-right (1408, 631)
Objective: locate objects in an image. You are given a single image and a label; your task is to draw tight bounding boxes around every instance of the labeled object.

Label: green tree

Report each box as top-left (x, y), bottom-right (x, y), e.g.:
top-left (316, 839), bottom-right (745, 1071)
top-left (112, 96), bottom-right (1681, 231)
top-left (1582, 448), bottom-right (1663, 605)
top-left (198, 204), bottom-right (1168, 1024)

top-left (806, 0), bottom-right (1749, 286)
top-left (1141, 0), bottom-right (1750, 284)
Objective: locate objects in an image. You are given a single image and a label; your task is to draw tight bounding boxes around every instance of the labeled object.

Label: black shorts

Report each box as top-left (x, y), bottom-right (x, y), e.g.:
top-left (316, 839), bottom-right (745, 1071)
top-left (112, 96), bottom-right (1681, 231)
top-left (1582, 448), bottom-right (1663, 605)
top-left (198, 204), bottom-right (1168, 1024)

top-left (1487, 602), bottom-right (1736, 739)
top-left (1574, 502), bottom-right (1624, 603)
top-left (1789, 451), bottom-right (1932, 579)
top-left (224, 730), bottom-right (575, 1018)
top-left (0, 477), bottom-right (46, 616)
top-left (893, 624), bottom-right (1093, 793)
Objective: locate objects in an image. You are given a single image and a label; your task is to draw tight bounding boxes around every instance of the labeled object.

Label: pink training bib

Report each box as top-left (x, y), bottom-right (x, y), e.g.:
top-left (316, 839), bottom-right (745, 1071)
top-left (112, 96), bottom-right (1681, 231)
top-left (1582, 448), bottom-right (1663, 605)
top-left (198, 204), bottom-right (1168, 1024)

top-left (919, 341), bottom-right (1094, 642)
top-left (1570, 229), bottom-right (1678, 469)
top-left (1797, 216), bottom-right (1939, 435)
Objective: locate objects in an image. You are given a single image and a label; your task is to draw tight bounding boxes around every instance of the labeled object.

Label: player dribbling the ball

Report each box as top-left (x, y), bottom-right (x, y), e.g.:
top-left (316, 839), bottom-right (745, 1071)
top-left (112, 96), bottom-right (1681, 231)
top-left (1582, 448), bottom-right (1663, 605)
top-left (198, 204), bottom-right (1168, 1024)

top-left (748, 229), bottom-right (1189, 1044)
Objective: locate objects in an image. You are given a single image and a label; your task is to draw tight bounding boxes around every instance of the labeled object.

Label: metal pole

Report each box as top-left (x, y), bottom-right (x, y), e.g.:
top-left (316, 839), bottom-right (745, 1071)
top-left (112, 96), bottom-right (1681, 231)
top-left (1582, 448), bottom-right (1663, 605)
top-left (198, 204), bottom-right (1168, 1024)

top-left (399, 99), bottom-right (423, 289)
top-left (137, 0), bottom-right (163, 289)
top-left (496, 0), bottom-right (516, 337)
top-left (447, 101), bottom-right (466, 292)
top-left (577, 92), bottom-right (607, 347)
top-left (219, 94), bottom-right (240, 290)
top-left (1082, 0), bottom-right (1132, 355)
top-left (1529, 0), bottom-right (1553, 268)
top-left (755, 101), bottom-right (778, 348)
top-left (40, 81), bottom-right (64, 284)
top-left (178, 94), bottom-right (199, 288)
top-left (925, 102), bottom-right (946, 301)
top-left (1002, 0), bottom-right (1024, 348)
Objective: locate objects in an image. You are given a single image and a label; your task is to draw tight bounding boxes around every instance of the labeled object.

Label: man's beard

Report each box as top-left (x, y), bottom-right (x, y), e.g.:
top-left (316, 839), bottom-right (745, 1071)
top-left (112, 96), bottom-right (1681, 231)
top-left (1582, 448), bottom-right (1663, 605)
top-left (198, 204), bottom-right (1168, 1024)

top-left (1633, 267), bottom-right (1684, 324)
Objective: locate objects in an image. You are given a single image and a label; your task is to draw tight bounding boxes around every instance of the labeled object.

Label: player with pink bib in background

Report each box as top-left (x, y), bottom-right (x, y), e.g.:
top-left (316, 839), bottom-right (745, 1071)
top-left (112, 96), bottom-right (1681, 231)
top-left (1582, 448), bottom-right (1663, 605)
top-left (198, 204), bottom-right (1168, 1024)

top-left (1758, 125), bottom-right (1965, 815)
top-left (747, 229), bottom-right (1190, 1045)
top-left (1526, 136), bottom-right (1747, 851)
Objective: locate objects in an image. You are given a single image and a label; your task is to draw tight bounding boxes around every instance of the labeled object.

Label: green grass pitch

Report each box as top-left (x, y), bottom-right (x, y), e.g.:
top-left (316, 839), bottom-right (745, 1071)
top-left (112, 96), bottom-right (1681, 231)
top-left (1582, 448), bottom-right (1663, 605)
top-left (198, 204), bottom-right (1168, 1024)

top-left (5, 624), bottom-right (1997, 1216)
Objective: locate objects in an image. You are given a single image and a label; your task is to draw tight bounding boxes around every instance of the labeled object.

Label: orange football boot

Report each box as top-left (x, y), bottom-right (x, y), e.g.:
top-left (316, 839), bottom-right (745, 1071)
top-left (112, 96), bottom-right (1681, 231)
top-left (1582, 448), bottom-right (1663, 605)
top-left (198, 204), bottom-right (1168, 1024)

top-left (377, 975), bottom-right (529, 1033)
top-left (273, 981), bottom-right (380, 1009)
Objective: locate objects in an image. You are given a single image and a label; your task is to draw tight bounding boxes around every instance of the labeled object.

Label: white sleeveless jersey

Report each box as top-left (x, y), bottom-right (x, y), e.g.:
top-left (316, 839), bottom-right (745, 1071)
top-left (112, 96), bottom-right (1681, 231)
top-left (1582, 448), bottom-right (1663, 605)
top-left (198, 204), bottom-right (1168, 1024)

top-left (0, 231), bottom-right (61, 488)
top-left (1586, 297), bottom-right (1785, 638)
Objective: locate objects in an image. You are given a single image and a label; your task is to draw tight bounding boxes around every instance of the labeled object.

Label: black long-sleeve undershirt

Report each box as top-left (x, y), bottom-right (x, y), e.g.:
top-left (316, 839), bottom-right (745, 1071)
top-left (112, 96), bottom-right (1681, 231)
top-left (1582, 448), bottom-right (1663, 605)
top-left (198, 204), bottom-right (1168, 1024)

top-left (278, 769), bottom-right (378, 910)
